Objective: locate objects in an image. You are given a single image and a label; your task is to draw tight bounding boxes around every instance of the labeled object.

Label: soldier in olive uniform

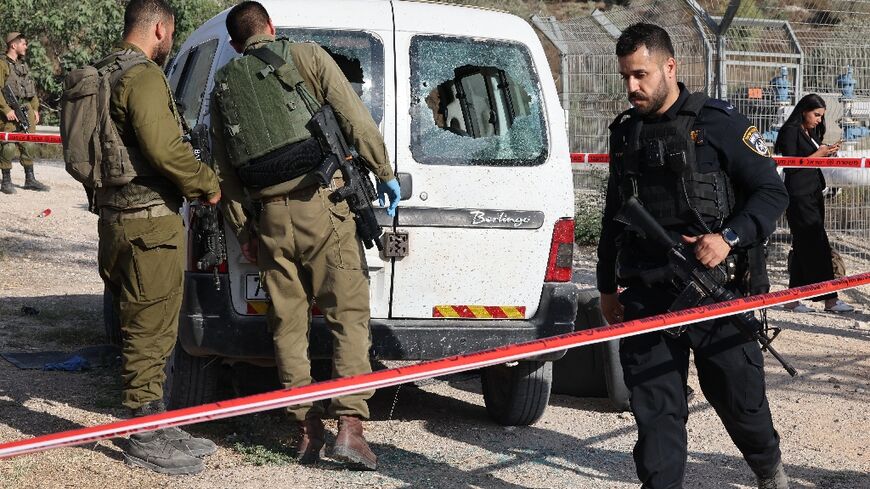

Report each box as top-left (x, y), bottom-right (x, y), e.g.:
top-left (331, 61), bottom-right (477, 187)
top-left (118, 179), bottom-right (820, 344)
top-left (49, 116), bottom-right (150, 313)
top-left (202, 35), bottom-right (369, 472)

top-left (0, 32), bottom-right (48, 194)
top-left (91, 0), bottom-right (221, 475)
top-left (210, 1), bottom-right (401, 471)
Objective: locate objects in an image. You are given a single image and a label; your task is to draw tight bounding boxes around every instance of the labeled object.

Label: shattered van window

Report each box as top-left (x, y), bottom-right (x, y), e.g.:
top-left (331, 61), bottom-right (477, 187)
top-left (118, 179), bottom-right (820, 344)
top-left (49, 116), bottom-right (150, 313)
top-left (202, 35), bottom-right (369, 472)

top-left (278, 28), bottom-right (385, 124)
top-left (410, 35), bottom-right (547, 166)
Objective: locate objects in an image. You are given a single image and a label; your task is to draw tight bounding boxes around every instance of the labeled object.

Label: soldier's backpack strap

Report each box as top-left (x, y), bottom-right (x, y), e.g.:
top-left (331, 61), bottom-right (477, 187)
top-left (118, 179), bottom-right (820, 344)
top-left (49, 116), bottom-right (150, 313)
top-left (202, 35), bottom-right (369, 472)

top-left (248, 46), bottom-right (320, 115)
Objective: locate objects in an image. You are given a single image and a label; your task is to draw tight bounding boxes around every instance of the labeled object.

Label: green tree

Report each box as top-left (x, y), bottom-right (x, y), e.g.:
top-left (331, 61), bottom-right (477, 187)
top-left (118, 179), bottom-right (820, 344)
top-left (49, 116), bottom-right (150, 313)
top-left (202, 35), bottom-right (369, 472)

top-left (0, 0), bottom-right (232, 124)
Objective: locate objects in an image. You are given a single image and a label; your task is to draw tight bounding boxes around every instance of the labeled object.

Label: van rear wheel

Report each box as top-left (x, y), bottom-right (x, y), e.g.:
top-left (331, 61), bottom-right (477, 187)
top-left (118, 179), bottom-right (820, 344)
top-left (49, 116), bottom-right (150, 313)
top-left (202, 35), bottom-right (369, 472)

top-left (481, 360), bottom-right (552, 426)
top-left (164, 344), bottom-right (222, 409)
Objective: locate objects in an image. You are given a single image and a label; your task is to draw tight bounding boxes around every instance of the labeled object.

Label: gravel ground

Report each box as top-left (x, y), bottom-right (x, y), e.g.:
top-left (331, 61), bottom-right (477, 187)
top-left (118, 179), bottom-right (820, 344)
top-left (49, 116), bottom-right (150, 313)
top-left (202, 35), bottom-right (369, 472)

top-left (0, 161), bottom-right (868, 489)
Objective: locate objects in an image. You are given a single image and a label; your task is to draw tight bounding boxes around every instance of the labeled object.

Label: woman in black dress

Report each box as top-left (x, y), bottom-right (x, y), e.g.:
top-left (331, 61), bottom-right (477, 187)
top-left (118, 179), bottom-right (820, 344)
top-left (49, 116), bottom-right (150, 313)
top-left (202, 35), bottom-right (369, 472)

top-left (774, 93), bottom-right (854, 313)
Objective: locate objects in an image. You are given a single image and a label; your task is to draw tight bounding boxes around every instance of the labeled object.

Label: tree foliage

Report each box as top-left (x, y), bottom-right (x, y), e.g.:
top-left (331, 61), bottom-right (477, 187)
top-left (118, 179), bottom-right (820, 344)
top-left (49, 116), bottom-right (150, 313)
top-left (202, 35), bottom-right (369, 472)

top-left (0, 0), bottom-right (233, 123)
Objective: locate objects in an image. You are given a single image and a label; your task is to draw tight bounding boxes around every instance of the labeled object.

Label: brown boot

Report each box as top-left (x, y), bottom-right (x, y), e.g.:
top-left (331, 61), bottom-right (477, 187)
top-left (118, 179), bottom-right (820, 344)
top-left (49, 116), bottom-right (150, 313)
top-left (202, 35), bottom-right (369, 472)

top-left (333, 415), bottom-right (377, 470)
top-left (295, 417), bottom-right (325, 464)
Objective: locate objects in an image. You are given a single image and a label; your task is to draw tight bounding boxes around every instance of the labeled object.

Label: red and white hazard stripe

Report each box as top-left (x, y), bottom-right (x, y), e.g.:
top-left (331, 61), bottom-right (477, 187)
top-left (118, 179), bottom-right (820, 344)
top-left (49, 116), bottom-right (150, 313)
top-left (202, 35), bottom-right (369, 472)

top-left (0, 132), bottom-right (62, 144)
top-left (0, 273), bottom-right (866, 459)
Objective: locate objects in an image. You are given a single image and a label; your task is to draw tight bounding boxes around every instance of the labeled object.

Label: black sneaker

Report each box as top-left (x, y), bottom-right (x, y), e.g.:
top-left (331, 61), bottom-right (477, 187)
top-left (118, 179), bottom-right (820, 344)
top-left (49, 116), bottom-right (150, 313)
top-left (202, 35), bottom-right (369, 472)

top-left (124, 429), bottom-right (204, 475)
top-left (162, 426), bottom-right (218, 458)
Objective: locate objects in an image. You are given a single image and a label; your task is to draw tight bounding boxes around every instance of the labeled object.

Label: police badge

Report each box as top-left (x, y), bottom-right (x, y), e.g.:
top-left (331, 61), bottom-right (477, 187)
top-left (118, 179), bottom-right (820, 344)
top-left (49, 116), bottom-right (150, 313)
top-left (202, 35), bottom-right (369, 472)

top-left (742, 126), bottom-right (771, 157)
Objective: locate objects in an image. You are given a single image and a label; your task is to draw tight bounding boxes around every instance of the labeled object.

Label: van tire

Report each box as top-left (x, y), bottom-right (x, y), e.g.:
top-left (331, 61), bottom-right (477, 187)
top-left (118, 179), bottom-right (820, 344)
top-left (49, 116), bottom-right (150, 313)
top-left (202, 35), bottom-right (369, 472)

top-left (481, 360), bottom-right (552, 426)
top-left (102, 286), bottom-right (122, 347)
top-left (553, 289), bottom-right (630, 411)
top-left (600, 340), bottom-right (630, 412)
top-left (164, 344), bottom-right (222, 410)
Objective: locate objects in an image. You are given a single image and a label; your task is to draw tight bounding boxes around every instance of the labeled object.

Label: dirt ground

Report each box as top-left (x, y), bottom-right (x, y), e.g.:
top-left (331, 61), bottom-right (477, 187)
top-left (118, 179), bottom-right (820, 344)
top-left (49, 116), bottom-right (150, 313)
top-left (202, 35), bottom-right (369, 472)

top-left (0, 162), bottom-right (868, 488)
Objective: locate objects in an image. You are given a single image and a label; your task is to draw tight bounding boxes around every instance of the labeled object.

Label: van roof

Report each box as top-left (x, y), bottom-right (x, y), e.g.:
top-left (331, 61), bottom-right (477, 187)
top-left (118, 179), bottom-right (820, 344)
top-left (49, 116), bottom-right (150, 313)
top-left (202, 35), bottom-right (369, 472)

top-left (202, 0), bottom-right (535, 45)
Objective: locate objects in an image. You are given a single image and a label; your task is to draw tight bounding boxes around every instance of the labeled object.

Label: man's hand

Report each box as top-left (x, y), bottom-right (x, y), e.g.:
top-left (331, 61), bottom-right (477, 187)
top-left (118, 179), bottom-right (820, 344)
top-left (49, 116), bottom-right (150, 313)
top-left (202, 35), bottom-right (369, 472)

top-left (377, 178), bottom-right (401, 217)
top-left (204, 191), bottom-right (221, 206)
top-left (600, 292), bottom-right (625, 325)
top-left (241, 235), bottom-right (258, 264)
top-left (681, 233), bottom-right (730, 268)
top-left (5, 110), bottom-right (17, 122)
top-left (34, 110), bottom-right (40, 125)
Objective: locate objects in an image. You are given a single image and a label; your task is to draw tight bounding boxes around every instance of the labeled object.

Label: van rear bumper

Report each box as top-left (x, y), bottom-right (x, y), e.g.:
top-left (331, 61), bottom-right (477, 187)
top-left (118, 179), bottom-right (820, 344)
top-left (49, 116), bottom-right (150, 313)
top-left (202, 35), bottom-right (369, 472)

top-left (179, 273), bottom-right (578, 362)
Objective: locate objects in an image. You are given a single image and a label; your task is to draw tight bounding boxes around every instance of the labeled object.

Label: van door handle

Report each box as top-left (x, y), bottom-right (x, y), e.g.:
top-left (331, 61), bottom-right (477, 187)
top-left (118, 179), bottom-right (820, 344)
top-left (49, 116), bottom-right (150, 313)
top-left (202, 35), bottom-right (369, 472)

top-left (397, 172), bottom-right (413, 200)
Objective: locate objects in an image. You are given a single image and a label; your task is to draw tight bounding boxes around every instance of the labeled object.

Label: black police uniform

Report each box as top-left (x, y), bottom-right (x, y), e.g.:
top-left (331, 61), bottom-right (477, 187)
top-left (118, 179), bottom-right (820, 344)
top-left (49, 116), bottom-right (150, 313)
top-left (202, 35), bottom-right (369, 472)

top-left (597, 83), bottom-right (789, 488)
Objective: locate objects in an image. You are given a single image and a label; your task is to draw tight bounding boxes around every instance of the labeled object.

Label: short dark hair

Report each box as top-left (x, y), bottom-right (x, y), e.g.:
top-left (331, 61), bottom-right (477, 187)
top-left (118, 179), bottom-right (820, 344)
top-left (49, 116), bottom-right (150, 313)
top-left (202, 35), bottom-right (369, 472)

top-left (616, 23), bottom-right (675, 59)
top-left (123, 0), bottom-right (175, 37)
top-left (226, 1), bottom-right (270, 44)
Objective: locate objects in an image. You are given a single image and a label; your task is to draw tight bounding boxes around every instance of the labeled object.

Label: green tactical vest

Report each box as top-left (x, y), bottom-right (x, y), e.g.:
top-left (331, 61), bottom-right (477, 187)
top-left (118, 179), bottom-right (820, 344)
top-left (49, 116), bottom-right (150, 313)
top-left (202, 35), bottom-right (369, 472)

top-left (4, 57), bottom-right (37, 99)
top-left (212, 39), bottom-right (319, 169)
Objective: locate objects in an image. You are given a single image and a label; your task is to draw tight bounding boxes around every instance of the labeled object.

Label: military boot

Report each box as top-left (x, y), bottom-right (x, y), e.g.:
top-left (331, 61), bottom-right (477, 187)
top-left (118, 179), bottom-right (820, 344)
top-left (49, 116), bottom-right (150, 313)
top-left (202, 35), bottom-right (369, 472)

top-left (22, 166), bottom-right (49, 191)
top-left (294, 416), bottom-right (326, 464)
top-left (757, 462), bottom-right (790, 489)
top-left (131, 401), bottom-right (217, 458)
top-left (1, 169), bottom-right (14, 194)
top-left (332, 415), bottom-right (377, 470)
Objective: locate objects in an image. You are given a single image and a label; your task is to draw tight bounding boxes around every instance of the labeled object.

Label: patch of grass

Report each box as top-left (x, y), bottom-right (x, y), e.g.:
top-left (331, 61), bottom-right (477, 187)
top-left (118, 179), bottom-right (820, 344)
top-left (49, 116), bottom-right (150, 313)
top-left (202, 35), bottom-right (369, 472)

top-left (232, 441), bottom-right (295, 466)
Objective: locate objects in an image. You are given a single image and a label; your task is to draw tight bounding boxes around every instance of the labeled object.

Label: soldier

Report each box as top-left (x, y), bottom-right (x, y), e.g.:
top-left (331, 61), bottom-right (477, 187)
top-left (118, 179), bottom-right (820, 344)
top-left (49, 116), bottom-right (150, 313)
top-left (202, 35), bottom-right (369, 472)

top-left (210, 1), bottom-right (401, 471)
top-left (87, 0), bottom-right (220, 475)
top-left (0, 32), bottom-right (49, 194)
top-left (597, 24), bottom-right (790, 489)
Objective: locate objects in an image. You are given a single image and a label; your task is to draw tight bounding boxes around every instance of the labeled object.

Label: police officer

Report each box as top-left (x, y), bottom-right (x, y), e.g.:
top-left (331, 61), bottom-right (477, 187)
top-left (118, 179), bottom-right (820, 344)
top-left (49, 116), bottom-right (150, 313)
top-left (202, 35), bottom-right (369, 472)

top-left (597, 24), bottom-right (790, 489)
top-left (210, 1), bottom-right (400, 471)
top-left (0, 32), bottom-right (48, 194)
top-left (91, 0), bottom-right (220, 475)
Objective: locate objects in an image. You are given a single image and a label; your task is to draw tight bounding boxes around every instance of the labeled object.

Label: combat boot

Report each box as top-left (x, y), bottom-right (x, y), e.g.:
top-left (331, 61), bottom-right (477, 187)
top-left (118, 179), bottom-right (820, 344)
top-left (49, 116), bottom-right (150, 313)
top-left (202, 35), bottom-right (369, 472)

top-left (1, 169), bottom-right (14, 194)
top-left (757, 461), bottom-right (789, 489)
top-left (333, 415), bottom-right (377, 470)
top-left (131, 401), bottom-right (217, 458)
top-left (294, 416), bottom-right (326, 464)
top-left (22, 166), bottom-right (49, 191)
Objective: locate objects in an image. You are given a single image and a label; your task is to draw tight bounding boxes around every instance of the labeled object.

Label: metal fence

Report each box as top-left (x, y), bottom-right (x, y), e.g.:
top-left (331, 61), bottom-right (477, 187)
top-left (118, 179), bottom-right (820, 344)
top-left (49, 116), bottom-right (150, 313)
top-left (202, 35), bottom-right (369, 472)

top-left (536, 0), bottom-right (870, 279)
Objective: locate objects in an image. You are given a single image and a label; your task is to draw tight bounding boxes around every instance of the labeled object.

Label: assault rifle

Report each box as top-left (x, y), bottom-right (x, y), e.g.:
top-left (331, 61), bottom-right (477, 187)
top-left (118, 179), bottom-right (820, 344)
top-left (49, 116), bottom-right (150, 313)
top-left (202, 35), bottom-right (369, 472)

top-left (307, 104), bottom-right (384, 251)
top-left (185, 122), bottom-right (227, 290)
top-left (2, 86), bottom-right (30, 133)
top-left (617, 196), bottom-right (798, 376)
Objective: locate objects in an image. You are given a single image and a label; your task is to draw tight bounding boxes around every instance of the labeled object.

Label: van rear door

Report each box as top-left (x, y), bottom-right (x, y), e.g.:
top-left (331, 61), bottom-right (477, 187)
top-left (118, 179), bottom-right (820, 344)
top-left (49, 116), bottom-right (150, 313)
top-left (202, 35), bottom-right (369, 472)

top-left (390, 3), bottom-right (574, 320)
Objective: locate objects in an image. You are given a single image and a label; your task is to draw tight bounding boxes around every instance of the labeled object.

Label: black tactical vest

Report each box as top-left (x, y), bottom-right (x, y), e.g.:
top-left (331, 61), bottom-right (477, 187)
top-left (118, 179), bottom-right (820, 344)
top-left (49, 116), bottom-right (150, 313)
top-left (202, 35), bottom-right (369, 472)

top-left (610, 92), bottom-right (735, 233)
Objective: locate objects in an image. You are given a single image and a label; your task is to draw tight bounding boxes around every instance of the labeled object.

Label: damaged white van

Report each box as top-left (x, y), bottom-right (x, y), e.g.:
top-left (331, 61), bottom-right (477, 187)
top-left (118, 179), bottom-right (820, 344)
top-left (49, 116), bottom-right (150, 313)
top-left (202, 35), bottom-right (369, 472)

top-left (150, 0), bottom-right (579, 425)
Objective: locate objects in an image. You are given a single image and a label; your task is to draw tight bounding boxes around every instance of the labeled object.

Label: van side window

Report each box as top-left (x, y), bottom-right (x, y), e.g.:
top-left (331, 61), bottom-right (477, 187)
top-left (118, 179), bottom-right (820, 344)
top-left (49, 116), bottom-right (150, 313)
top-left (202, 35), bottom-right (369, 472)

top-left (170, 39), bottom-right (219, 128)
top-left (278, 28), bottom-right (385, 125)
top-left (410, 35), bottom-right (548, 166)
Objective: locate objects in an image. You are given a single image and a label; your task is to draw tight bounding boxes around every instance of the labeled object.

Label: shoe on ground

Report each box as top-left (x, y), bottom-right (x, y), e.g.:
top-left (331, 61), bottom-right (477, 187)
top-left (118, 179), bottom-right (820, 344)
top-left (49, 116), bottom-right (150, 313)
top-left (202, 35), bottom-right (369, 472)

top-left (0, 171), bottom-right (14, 194)
top-left (294, 417), bottom-right (326, 464)
top-left (332, 415), bottom-right (377, 470)
top-left (825, 300), bottom-right (855, 313)
top-left (22, 168), bottom-right (49, 191)
top-left (124, 429), bottom-right (204, 475)
top-left (782, 302), bottom-right (814, 313)
top-left (757, 461), bottom-right (789, 489)
top-left (162, 426), bottom-right (217, 458)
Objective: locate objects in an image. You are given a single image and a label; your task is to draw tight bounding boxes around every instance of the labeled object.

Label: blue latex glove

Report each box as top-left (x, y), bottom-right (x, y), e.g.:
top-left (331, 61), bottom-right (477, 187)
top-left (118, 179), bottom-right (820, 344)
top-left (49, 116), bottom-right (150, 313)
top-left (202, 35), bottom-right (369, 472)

top-left (377, 178), bottom-right (401, 217)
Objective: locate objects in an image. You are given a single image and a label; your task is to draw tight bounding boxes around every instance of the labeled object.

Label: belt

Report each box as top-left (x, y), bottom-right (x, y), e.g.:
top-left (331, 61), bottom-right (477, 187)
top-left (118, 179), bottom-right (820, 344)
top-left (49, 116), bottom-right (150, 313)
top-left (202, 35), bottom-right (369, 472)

top-left (99, 203), bottom-right (177, 223)
top-left (259, 176), bottom-right (345, 205)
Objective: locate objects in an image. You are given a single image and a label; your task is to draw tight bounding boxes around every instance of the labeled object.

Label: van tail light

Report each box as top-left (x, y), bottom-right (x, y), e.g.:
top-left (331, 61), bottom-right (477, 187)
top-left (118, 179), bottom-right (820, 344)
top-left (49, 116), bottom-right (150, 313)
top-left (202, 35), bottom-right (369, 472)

top-left (545, 218), bottom-right (574, 282)
top-left (187, 204), bottom-right (228, 275)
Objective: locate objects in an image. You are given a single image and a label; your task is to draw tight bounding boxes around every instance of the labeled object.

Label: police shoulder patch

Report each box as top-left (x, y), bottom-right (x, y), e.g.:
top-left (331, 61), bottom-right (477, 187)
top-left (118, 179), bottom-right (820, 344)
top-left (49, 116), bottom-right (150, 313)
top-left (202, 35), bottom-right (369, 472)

top-left (742, 126), bottom-right (771, 157)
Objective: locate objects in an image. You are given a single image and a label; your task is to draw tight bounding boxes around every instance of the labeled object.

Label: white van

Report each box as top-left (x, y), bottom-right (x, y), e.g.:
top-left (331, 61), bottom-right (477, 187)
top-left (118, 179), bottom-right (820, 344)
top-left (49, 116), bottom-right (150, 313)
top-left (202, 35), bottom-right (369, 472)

top-left (159, 0), bottom-right (578, 425)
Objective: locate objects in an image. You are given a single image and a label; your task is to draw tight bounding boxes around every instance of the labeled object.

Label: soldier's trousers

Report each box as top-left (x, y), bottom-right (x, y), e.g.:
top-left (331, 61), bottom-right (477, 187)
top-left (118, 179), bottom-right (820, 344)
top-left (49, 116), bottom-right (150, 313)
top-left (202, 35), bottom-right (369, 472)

top-left (98, 213), bottom-right (185, 410)
top-left (618, 285), bottom-right (782, 489)
top-left (258, 185), bottom-right (373, 422)
top-left (0, 117), bottom-right (36, 170)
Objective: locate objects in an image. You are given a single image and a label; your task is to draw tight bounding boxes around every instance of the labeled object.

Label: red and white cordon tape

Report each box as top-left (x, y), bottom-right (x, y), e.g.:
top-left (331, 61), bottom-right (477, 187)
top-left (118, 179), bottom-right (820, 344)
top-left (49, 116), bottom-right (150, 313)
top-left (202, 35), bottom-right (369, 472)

top-left (2, 133), bottom-right (870, 170)
top-left (0, 132), bottom-right (62, 145)
top-left (0, 273), bottom-right (867, 459)
top-left (570, 152), bottom-right (870, 169)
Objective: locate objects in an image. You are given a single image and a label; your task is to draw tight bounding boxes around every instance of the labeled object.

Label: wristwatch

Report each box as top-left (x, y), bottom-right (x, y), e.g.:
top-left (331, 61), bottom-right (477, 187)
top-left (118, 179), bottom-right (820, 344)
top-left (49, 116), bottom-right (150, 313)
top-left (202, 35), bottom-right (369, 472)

top-left (720, 227), bottom-right (740, 248)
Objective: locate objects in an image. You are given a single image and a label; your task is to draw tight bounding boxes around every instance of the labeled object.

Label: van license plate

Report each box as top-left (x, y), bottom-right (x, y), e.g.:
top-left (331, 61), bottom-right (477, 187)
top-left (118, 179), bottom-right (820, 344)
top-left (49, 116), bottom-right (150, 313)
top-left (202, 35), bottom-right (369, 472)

top-left (246, 274), bottom-right (267, 300)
